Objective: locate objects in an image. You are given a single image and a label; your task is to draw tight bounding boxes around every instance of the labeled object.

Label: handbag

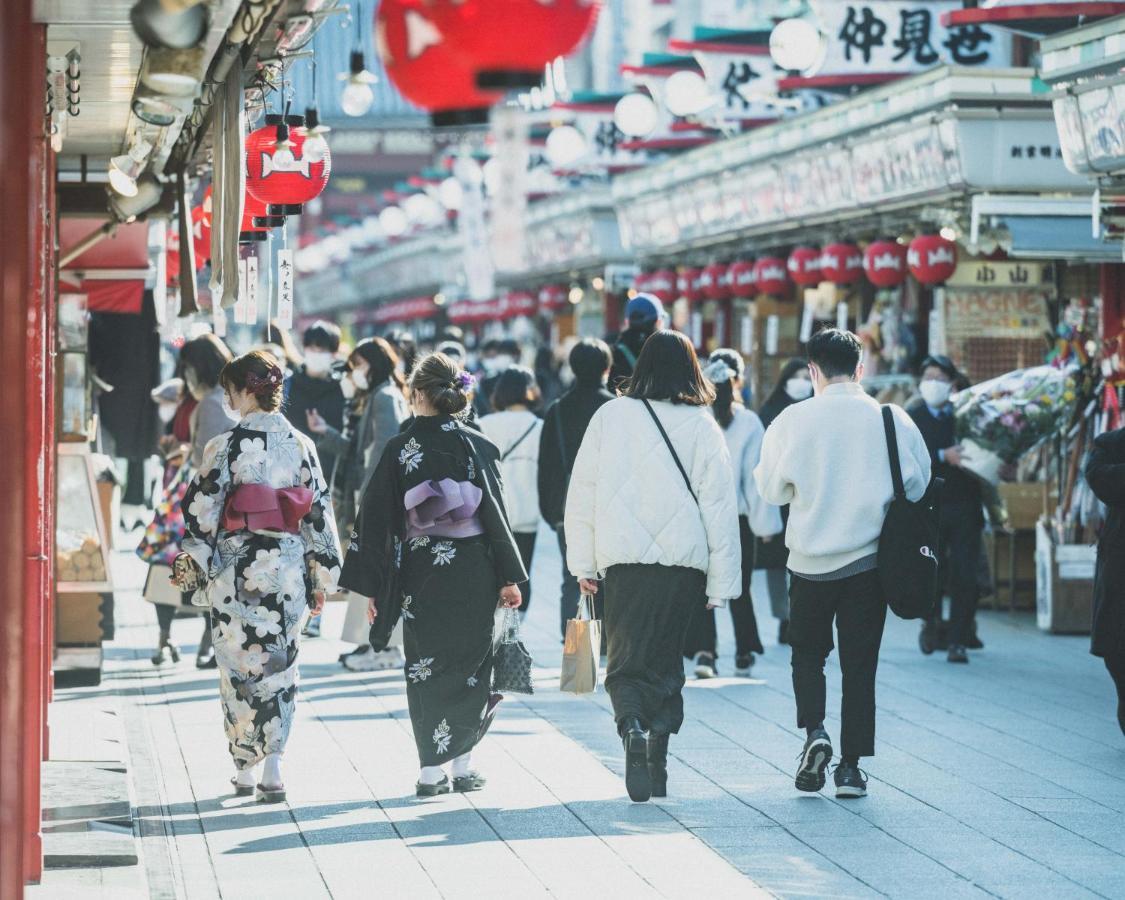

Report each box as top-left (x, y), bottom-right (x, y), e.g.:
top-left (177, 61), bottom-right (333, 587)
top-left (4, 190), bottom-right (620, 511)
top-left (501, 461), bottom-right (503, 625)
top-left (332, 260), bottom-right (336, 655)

top-left (877, 406), bottom-right (943, 620)
top-left (136, 461), bottom-right (191, 566)
top-left (491, 607), bottom-right (534, 694)
top-left (560, 593), bottom-right (601, 695)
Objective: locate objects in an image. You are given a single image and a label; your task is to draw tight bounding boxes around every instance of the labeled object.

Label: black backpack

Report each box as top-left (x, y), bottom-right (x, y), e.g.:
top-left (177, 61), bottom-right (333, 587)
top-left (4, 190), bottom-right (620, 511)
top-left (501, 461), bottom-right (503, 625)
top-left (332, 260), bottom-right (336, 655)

top-left (877, 406), bottom-right (942, 620)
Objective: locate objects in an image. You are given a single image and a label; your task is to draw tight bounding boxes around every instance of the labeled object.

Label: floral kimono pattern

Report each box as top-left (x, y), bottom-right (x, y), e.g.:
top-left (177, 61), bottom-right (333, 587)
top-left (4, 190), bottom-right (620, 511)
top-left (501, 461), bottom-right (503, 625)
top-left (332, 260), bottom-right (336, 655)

top-left (181, 411), bottom-right (342, 770)
top-left (341, 413), bottom-right (527, 768)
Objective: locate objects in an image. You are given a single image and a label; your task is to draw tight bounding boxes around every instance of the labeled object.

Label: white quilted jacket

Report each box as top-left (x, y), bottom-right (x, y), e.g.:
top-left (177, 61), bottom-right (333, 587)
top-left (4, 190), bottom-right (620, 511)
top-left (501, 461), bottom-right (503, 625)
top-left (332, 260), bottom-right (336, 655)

top-left (564, 397), bottom-right (742, 605)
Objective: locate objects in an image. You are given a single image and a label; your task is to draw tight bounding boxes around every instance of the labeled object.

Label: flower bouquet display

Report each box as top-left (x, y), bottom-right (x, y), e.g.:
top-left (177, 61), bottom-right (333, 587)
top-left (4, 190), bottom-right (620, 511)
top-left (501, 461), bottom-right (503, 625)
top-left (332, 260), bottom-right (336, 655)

top-left (952, 365), bottom-right (1078, 485)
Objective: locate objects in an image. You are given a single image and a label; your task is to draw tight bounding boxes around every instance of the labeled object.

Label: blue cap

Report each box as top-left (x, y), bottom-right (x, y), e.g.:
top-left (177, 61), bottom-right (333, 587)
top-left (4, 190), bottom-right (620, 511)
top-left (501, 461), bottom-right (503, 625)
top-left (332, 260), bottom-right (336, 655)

top-left (625, 293), bottom-right (665, 324)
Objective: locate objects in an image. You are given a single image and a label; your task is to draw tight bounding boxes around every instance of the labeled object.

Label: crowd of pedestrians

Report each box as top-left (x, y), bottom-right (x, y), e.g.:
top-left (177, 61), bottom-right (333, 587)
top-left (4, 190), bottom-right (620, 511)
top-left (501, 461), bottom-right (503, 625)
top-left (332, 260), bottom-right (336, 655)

top-left (132, 294), bottom-right (1125, 809)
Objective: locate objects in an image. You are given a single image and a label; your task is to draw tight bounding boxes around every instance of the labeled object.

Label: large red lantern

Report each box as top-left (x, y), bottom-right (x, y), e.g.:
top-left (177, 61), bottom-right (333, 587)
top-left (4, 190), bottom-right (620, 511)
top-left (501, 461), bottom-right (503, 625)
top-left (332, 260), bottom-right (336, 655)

top-left (787, 246), bottom-right (821, 287)
top-left (240, 192), bottom-right (272, 243)
top-left (753, 257), bottom-right (789, 296)
top-left (907, 235), bottom-right (958, 285)
top-left (426, 0), bottom-right (601, 91)
top-left (678, 267), bottom-right (705, 303)
top-left (726, 260), bottom-right (758, 299)
top-left (646, 268), bottom-right (676, 304)
top-left (191, 205), bottom-right (210, 265)
top-left (863, 240), bottom-right (908, 288)
top-left (376, 0), bottom-right (505, 126)
top-left (538, 284), bottom-right (567, 311)
top-left (245, 115), bottom-right (331, 215)
top-left (700, 262), bottom-right (729, 301)
top-left (820, 242), bottom-right (863, 284)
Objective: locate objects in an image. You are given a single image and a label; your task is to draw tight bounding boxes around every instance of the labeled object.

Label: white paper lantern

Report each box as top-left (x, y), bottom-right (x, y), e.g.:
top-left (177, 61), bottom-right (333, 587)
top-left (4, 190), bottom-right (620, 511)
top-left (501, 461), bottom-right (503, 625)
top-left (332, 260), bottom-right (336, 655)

top-left (453, 155), bottom-right (483, 187)
top-left (614, 93), bottom-right (659, 138)
top-left (403, 192), bottom-right (442, 226)
top-left (438, 176), bottom-right (464, 211)
top-left (663, 71), bottom-right (715, 118)
top-left (769, 18), bottom-right (827, 74)
top-left (379, 205), bottom-right (409, 237)
top-left (545, 125), bottom-right (587, 168)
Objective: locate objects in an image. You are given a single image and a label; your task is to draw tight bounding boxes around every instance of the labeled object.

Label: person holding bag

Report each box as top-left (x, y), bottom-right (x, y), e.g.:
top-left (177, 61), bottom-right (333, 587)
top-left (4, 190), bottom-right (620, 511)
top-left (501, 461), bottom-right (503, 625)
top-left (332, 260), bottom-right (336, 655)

top-left (564, 331), bottom-right (741, 803)
top-left (339, 353), bottom-right (528, 798)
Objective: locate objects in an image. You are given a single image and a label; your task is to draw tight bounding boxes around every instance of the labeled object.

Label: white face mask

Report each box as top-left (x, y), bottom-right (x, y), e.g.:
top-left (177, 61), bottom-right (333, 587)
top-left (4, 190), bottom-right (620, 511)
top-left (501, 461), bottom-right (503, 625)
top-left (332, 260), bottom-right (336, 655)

top-left (340, 376), bottom-right (357, 400)
top-left (494, 354), bottom-right (515, 372)
top-left (157, 402), bottom-right (178, 424)
top-left (304, 350), bottom-right (334, 376)
top-left (919, 378), bottom-right (952, 408)
top-left (785, 378), bottom-right (813, 401)
top-left (221, 394), bottom-right (241, 421)
top-left (351, 368), bottom-right (370, 392)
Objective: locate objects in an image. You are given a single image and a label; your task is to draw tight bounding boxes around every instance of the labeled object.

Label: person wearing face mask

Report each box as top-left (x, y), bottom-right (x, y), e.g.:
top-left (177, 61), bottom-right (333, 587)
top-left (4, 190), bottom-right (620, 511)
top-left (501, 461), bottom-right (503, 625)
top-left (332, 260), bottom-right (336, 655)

top-left (473, 338), bottom-right (520, 418)
top-left (306, 337), bottom-right (410, 671)
top-left (908, 355), bottom-right (984, 664)
top-left (755, 329), bottom-right (930, 800)
top-left (284, 322), bottom-right (348, 525)
top-left (755, 358), bottom-right (815, 644)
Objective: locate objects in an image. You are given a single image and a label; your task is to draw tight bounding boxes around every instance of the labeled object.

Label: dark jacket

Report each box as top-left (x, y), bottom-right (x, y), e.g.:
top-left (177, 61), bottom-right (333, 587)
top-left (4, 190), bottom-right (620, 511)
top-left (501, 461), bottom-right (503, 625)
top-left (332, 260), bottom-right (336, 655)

top-left (758, 389), bottom-right (794, 432)
top-left (340, 413), bottom-right (528, 645)
top-left (609, 328), bottom-right (650, 391)
top-left (753, 389), bottom-right (799, 570)
top-left (1086, 427), bottom-right (1125, 660)
top-left (907, 399), bottom-right (984, 519)
top-left (284, 364), bottom-right (346, 476)
top-left (537, 381), bottom-right (615, 527)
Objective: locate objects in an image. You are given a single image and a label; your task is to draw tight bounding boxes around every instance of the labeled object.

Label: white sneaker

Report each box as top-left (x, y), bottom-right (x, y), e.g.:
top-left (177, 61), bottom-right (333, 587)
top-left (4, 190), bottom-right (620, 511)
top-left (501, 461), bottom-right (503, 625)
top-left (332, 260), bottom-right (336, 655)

top-left (694, 652), bottom-right (716, 679)
top-left (343, 645), bottom-right (404, 672)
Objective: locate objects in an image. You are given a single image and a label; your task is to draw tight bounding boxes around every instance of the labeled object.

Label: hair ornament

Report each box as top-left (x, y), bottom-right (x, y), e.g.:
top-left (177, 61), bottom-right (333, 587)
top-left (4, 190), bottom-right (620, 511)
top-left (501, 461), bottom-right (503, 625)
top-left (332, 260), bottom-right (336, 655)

top-left (703, 358), bottom-right (735, 384)
top-left (453, 371), bottom-right (475, 391)
top-left (246, 364), bottom-right (284, 394)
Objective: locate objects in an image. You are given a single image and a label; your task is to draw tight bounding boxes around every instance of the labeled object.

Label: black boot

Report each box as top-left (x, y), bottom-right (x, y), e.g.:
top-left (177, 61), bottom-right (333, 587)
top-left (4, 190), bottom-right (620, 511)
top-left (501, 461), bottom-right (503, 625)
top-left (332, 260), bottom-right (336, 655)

top-left (648, 733), bottom-right (669, 798)
top-left (620, 716), bottom-right (651, 803)
top-left (919, 620), bottom-right (937, 655)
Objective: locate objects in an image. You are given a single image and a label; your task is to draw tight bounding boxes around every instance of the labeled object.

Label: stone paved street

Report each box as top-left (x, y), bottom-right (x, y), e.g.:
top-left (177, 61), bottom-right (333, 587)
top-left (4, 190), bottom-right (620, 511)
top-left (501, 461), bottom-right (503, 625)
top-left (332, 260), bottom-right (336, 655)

top-left (31, 525), bottom-right (1125, 899)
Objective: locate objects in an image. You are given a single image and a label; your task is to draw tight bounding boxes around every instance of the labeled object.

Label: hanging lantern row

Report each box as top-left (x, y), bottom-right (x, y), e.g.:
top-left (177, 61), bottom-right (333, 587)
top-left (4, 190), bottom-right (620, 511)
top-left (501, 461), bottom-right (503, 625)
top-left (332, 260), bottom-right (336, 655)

top-left (631, 236), bottom-right (960, 302)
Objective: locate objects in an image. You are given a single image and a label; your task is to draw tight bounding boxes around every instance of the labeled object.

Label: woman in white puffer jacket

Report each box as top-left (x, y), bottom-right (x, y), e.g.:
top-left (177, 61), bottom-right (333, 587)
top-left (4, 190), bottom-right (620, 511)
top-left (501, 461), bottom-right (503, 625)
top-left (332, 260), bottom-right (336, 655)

top-left (565, 331), bottom-right (741, 804)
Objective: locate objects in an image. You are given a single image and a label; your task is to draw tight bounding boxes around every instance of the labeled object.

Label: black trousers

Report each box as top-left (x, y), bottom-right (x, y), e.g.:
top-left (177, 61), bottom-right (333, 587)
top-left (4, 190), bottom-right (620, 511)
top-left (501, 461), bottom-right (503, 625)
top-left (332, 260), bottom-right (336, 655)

top-left (789, 569), bottom-right (887, 758)
top-left (683, 517), bottom-right (764, 659)
top-left (604, 563), bottom-right (706, 736)
top-left (513, 531), bottom-right (537, 613)
top-left (557, 527), bottom-right (604, 639)
top-left (930, 504), bottom-right (983, 645)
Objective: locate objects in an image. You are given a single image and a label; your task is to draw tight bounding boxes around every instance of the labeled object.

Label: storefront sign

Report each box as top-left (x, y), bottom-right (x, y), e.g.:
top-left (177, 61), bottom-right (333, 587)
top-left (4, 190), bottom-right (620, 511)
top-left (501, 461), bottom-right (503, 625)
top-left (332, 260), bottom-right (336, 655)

top-left (943, 289), bottom-right (1051, 338)
top-left (851, 121), bottom-right (961, 205)
top-left (946, 260), bottom-right (1053, 289)
top-left (696, 51), bottom-right (782, 124)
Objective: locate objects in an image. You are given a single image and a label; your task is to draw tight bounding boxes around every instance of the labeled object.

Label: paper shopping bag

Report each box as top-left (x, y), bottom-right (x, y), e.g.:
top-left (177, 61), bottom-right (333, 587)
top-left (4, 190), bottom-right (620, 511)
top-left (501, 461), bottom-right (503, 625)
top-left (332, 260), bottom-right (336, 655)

top-left (560, 594), bottom-right (601, 695)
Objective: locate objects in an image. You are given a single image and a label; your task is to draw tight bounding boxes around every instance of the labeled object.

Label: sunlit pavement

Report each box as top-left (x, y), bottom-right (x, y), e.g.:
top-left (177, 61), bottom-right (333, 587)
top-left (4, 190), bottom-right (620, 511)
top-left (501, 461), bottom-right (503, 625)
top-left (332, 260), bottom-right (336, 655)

top-left (32, 523), bottom-right (1125, 899)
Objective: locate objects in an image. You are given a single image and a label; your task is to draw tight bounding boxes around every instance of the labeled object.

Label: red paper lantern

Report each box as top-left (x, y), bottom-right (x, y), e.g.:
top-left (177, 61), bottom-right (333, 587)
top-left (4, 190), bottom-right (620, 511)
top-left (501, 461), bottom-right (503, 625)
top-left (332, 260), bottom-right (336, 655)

top-left (726, 260), bottom-right (758, 299)
top-left (245, 117), bottom-right (331, 214)
top-left (907, 235), bottom-right (958, 285)
top-left (753, 257), bottom-right (789, 296)
top-left (700, 262), bottom-right (729, 301)
top-left (376, 0), bottom-right (505, 126)
top-left (820, 242), bottom-right (863, 284)
top-left (240, 192), bottom-right (272, 243)
top-left (191, 205), bottom-right (210, 265)
top-left (863, 240), bottom-right (908, 288)
top-left (787, 246), bottom-right (821, 287)
top-left (502, 290), bottom-right (538, 319)
top-left (678, 267), bottom-right (705, 303)
top-left (633, 271), bottom-right (651, 294)
top-left (166, 228), bottom-right (180, 287)
top-left (538, 284), bottom-right (567, 311)
top-left (424, 0), bottom-right (601, 91)
top-left (646, 268), bottom-right (677, 304)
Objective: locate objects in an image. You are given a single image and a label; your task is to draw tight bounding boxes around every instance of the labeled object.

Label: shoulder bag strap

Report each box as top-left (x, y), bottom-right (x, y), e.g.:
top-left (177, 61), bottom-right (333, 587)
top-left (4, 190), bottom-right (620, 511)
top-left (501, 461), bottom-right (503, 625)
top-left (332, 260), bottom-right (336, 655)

top-left (641, 399), bottom-right (699, 506)
top-left (882, 405), bottom-right (906, 500)
top-left (617, 342), bottom-right (638, 370)
top-left (501, 420), bottom-right (538, 462)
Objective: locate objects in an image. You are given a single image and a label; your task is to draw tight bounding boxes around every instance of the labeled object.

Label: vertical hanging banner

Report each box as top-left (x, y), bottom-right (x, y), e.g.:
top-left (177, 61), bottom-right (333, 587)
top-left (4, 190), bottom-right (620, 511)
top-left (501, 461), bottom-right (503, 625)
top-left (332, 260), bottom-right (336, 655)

top-left (837, 301), bottom-right (849, 331)
top-left (457, 159), bottom-right (494, 301)
top-left (246, 254), bottom-right (259, 325)
top-left (765, 315), bottom-right (779, 355)
top-left (234, 258), bottom-right (248, 324)
top-left (277, 248), bottom-right (294, 330)
top-left (695, 52), bottom-right (782, 125)
top-left (489, 107), bottom-right (530, 273)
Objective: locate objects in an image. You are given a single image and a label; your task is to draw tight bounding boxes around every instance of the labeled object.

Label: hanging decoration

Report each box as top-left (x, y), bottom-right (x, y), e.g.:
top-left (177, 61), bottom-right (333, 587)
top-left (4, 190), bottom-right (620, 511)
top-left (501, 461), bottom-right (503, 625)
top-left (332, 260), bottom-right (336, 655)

top-left (165, 228), bottom-right (181, 287)
top-left (646, 268), bottom-right (677, 304)
top-left (245, 115), bottom-right (331, 216)
top-left (863, 240), bottom-right (908, 288)
top-left (678, 266), bottom-right (705, 303)
top-left (907, 234), bottom-right (958, 286)
top-left (240, 192), bottom-right (271, 243)
top-left (726, 260), bottom-right (758, 299)
top-left (820, 242), bottom-right (863, 284)
top-left (538, 284), bottom-right (568, 312)
top-left (787, 246), bottom-right (821, 287)
top-left (375, 0), bottom-right (504, 126)
top-left (699, 262), bottom-right (729, 301)
top-left (191, 204), bottom-right (210, 266)
top-left (753, 256), bottom-right (789, 296)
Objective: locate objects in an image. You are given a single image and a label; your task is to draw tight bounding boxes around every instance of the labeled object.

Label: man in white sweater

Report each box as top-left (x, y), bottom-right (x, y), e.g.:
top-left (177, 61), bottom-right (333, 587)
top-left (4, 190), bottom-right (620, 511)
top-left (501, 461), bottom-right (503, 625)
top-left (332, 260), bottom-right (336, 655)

top-left (755, 328), bottom-right (931, 800)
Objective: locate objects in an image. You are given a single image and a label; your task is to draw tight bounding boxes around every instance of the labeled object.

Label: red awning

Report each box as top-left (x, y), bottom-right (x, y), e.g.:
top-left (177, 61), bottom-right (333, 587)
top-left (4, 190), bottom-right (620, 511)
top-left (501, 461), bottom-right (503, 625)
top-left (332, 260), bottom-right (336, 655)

top-left (373, 296), bottom-right (437, 324)
top-left (942, 3), bottom-right (1125, 36)
top-left (60, 219), bottom-right (150, 314)
top-left (82, 279), bottom-right (145, 314)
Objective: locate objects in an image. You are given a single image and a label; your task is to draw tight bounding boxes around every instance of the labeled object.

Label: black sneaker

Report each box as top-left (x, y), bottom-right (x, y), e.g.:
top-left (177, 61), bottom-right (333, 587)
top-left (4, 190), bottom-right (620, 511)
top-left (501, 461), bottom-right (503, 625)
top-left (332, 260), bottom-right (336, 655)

top-left (734, 654), bottom-right (754, 677)
top-left (833, 762), bottom-right (867, 799)
top-left (947, 644), bottom-right (969, 664)
top-left (919, 621), bottom-right (937, 655)
top-left (795, 729), bottom-right (833, 793)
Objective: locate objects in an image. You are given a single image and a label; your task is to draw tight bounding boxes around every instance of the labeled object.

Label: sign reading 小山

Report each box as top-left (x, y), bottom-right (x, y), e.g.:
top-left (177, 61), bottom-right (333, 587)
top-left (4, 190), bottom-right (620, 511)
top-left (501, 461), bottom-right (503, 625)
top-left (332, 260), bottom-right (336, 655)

top-left (945, 260), bottom-right (1054, 290)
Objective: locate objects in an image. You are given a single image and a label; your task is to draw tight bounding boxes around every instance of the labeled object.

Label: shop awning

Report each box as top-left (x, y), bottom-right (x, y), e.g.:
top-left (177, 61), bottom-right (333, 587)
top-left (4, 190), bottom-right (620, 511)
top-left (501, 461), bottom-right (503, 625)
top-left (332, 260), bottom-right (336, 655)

top-left (942, 3), bottom-right (1125, 38)
top-left (969, 194), bottom-right (1117, 259)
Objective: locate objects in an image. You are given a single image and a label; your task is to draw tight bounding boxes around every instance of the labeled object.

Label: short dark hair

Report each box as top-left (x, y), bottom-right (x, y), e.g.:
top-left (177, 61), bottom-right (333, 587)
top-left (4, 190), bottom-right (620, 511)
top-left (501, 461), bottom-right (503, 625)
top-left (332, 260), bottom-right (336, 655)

top-left (180, 333), bottom-right (233, 389)
top-left (497, 338), bottom-right (520, 358)
top-left (350, 337), bottom-right (403, 391)
top-left (807, 328), bottom-right (862, 379)
top-left (625, 331), bottom-right (715, 406)
top-left (490, 365), bottom-right (540, 411)
top-left (569, 338), bottom-right (612, 385)
top-left (303, 320), bottom-right (341, 352)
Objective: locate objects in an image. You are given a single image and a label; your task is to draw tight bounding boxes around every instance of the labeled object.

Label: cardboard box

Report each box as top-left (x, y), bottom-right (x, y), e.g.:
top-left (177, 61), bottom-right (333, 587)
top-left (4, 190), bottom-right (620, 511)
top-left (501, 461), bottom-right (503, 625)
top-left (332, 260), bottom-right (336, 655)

top-left (998, 482), bottom-right (1054, 531)
top-left (56, 591), bottom-right (106, 644)
top-left (1035, 520), bottom-right (1094, 634)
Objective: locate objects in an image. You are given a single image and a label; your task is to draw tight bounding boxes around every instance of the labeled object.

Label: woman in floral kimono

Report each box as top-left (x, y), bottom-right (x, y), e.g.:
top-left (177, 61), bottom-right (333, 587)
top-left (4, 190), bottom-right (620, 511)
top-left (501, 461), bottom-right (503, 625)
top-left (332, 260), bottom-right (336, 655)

top-left (340, 352), bottom-right (527, 797)
top-left (173, 351), bottom-right (342, 802)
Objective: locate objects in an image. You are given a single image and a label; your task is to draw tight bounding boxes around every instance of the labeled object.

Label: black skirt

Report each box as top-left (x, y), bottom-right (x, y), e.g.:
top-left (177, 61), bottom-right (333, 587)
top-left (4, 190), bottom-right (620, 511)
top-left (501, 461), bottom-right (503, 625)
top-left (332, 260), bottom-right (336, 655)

top-left (398, 534), bottom-right (499, 766)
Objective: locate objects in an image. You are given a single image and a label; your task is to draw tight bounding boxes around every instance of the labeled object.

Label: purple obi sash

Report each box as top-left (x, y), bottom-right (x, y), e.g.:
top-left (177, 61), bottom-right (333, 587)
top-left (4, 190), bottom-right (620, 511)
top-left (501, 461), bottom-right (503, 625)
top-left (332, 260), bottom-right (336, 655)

top-left (404, 478), bottom-right (484, 540)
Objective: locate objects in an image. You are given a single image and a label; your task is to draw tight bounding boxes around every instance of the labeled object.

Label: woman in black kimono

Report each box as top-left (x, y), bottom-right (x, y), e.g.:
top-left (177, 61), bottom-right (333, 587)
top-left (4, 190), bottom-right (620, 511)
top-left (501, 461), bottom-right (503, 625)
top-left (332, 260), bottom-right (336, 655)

top-left (340, 352), bottom-right (528, 796)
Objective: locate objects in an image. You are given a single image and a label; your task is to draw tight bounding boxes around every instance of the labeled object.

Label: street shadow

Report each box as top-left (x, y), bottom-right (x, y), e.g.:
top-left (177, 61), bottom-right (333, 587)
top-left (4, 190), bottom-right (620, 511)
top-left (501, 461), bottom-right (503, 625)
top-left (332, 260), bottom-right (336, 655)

top-left (134, 799), bottom-right (377, 836)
